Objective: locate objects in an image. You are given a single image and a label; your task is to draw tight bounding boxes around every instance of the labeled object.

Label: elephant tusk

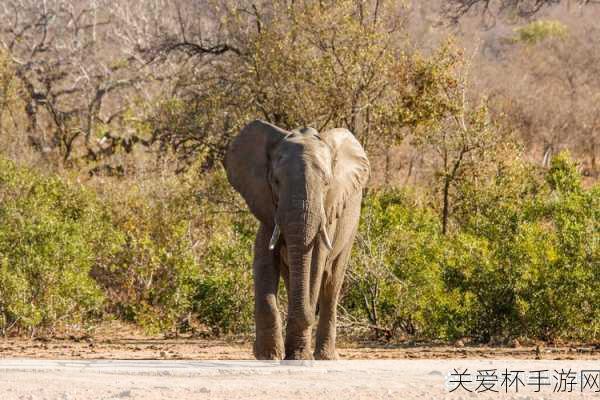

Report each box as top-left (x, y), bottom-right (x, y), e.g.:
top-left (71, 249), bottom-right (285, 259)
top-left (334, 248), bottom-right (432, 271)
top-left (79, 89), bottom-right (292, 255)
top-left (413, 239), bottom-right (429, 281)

top-left (269, 224), bottom-right (280, 250)
top-left (321, 224), bottom-right (333, 251)
top-left (320, 202), bottom-right (333, 251)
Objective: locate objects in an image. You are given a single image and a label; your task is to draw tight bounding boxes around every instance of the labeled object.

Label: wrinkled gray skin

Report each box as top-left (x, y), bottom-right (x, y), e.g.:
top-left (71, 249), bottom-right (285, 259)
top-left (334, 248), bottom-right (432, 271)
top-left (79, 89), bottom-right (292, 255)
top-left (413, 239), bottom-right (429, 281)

top-left (225, 120), bottom-right (370, 360)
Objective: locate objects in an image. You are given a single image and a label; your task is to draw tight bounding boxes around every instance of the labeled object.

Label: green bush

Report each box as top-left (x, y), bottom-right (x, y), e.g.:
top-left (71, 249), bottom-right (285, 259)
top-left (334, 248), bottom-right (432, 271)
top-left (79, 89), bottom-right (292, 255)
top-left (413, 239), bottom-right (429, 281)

top-left (343, 153), bottom-right (599, 342)
top-left (92, 169), bottom-right (255, 335)
top-left (0, 158), bottom-right (255, 336)
top-left (0, 154), bottom-right (596, 342)
top-left (342, 189), bottom-right (463, 340)
top-left (0, 157), bottom-right (111, 334)
top-left (92, 177), bottom-right (200, 334)
top-left (193, 225), bottom-right (254, 335)
top-left (441, 153), bottom-right (598, 341)
top-left (513, 20), bottom-right (569, 44)
top-left (190, 170), bottom-right (255, 335)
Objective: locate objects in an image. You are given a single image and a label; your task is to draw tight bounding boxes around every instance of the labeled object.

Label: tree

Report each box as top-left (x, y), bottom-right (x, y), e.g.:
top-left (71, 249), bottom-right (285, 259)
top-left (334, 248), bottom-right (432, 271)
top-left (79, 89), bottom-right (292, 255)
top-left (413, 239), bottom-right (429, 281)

top-left (443, 0), bottom-right (600, 25)
top-left (0, 0), bottom-right (157, 166)
top-left (0, 48), bottom-right (27, 158)
top-left (397, 42), bottom-right (516, 234)
top-left (483, 20), bottom-right (600, 177)
top-left (140, 0), bottom-right (414, 171)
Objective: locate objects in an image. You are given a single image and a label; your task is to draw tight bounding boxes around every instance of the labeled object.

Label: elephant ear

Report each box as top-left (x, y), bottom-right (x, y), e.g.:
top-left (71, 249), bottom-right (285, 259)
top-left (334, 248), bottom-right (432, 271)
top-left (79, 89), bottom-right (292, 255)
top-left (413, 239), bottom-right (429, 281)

top-left (225, 120), bottom-right (289, 225)
top-left (320, 128), bottom-right (370, 221)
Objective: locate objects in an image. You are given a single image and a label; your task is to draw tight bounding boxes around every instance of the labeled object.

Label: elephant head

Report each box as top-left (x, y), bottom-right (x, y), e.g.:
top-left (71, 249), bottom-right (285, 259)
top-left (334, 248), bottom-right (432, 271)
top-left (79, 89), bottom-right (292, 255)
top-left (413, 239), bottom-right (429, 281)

top-left (225, 120), bottom-right (369, 332)
top-left (226, 119), bottom-right (369, 248)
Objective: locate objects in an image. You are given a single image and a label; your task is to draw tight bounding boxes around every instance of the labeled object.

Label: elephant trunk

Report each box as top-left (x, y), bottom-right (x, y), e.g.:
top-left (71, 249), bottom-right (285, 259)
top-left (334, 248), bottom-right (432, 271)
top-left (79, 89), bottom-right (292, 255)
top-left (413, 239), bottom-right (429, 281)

top-left (286, 238), bottom-right (315, 334)
top-left (270, 198), bottom-right (332, 252)
top-left (280, 201), bottom-right (327, 334)
top-left (272, 173), bottom-right (335, 358)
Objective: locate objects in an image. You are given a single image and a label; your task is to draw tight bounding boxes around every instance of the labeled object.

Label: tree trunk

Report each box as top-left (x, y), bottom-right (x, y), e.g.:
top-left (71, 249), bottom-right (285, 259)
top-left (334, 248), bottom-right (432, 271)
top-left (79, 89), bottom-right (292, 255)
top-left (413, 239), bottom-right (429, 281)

top-left (442, 176), bottom-right (450, 235)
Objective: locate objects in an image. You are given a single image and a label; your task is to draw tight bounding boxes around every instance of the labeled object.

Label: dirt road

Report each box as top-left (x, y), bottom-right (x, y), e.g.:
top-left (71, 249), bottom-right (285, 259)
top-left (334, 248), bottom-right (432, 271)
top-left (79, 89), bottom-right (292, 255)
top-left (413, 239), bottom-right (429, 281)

top-left (2, 358), bottom-right (600, 400)
top-left (0, 336), bottom-right (598, 360)
top-left (1, 330), bottom-right (598, 399)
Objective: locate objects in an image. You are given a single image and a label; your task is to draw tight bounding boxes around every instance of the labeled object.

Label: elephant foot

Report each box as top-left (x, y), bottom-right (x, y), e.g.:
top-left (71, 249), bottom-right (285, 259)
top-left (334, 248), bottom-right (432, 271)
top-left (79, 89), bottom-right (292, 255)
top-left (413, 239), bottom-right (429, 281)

top-left (314, 348), bottom-right (339, 360)
top-left (253, 342), bottom-right (284, 360)
top-left (254, 349), bottom-right (283, 360)
top-left (255, 353), bottom-right (283, 360)
top-left (284, 348), bottom-right (314, 360)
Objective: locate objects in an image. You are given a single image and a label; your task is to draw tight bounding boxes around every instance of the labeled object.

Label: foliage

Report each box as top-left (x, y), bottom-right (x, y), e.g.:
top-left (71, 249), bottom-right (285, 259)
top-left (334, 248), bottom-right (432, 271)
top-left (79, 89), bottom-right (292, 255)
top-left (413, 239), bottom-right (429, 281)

top-left (0, 153), bottom-right (597, 342)
top-left (0, 157), bottom-right (255, 336)
top-left (0, 49), bottom-right (29, 160)
top-left (444, 0), bottom-right (588, 24)
top-left (0, 1), bottom-right (598, 344)
top-left (451, 153), bottom-right (598, 340)
top-left (513, 20), bottom-right (569, 44)
top-left (343, 189), bottom-right (465, 340)
top-left (487, 17), bottom-right (600, 178)
top-left (190, 171), bottom-right (256, 335)
top-left (93, 169), bottom-right (255, 334)
top-left (193, 220), bottom-right (255, 335)
top-left (344, 154), bottom-right (599, 342)
top-left (0, 49), bottom-right (22, 128)
top-left (147, 0), bottom-right (446, 167)
top-left (91, 176), bottom-right (200, 334)
top-left (0, 157), bottom-right (110, 334)
top-left (398, 40), bottom-right (517, 234)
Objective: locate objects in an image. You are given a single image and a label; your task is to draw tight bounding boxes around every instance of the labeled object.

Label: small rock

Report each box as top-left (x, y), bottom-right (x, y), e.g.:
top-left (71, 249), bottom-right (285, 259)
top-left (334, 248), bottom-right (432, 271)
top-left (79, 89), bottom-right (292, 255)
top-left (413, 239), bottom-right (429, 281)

top-left (454, 339), bottom-right (465, 348)
top-left (198, 387), bottom-right (210, 393)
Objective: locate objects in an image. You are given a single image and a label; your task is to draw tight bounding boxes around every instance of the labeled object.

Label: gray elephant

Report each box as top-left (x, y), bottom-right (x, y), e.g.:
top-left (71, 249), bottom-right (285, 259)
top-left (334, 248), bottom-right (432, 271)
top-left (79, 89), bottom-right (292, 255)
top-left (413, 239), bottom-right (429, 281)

top-left (225, 120), bottom-right (370, 360)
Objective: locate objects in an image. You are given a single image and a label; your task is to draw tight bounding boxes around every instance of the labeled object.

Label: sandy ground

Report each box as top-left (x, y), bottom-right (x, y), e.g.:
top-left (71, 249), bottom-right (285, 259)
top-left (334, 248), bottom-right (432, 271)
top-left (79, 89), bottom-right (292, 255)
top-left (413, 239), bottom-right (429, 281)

top-left (1, 326), bottom-right (598, 400)
top-left (2, 359), bottom-right (600, 400)
top-left (0, 336), bottom-right (598, 360)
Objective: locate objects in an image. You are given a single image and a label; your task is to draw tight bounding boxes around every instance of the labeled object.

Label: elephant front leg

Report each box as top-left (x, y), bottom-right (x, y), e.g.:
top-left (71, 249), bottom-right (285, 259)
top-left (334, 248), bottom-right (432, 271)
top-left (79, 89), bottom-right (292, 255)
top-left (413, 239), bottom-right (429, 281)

top-left (253, 224), bottom-right (284, 360)
top-left (314, 250), bottom-right (351, 360)
top-left (314, 278), bottom-right (342, 360)
top-left (284, 313), bottom-right (313, 360)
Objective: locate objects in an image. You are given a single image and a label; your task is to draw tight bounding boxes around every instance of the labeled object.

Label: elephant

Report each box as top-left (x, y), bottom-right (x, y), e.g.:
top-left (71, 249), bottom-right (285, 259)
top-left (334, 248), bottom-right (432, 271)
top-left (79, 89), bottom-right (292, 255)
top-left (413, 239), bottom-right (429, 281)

top-left (225, 120), bottom-right (370, 360)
